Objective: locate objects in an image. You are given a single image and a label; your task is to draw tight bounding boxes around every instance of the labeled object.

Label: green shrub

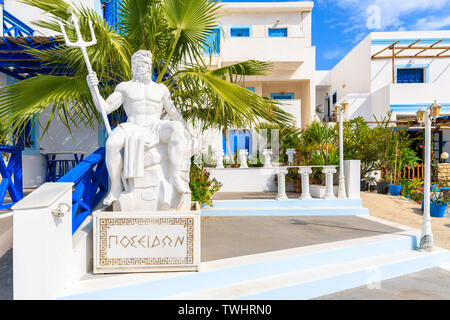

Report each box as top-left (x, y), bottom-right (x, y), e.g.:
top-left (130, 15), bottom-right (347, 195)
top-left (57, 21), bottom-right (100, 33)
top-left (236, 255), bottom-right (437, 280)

top-left (189, 164), bottom-right (222, 206)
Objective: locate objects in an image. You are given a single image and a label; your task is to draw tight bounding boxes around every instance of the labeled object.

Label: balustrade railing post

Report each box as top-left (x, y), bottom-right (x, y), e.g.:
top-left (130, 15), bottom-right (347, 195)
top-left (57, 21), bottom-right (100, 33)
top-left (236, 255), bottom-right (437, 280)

top-left (215, 150), bottom-right (224, 169)
top-left (298, 166), bottom-right (312, 200)
top-left (276, 167), bottom-right (289, 201)
top-left (238, 149), bottom-right (248, 168)
top-left (263, 149), bottom-right (273, 168)
top-left (323, 166), bottom-right (337, 200)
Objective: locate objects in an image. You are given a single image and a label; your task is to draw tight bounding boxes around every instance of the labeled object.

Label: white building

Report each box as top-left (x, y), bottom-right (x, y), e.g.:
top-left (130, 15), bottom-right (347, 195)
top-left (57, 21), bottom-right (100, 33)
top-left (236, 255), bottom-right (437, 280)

top-left (200, 1), bottom-right (317, 156)
top-left (316, 30), bottom-right (450, 157)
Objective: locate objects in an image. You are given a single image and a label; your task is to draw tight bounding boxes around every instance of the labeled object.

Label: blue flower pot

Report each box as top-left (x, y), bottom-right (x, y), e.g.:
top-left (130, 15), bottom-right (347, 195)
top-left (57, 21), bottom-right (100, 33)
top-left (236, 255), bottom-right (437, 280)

top-left (431, 202), bottom-right (447, 218)
top-left (421, 201), bottom-right (447, 218)
top-left (389, 184), bottom-right (402, 196)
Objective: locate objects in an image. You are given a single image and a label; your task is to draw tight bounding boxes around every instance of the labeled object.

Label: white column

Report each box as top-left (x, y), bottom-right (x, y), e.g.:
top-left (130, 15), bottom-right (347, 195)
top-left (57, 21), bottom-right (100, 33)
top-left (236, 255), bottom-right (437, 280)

top-left (13, 183), bottom-right (74, 300)
top-left (286, 149), bottom-right (296, 165)
top-left (338, 111), bottom-right (347, 199)
top-left (323, 166), bottom-right (337, 200)
top-left (215, 150), bottom-right (224, 169)
top-left (263, 149), bottom-right (273, 168)
top-left (238, 149), bottom-right (248, 168)
top-left (344, 160), bottom-right (361, 199)
top-left (420, 113), bottom-right (433, 251)
top-left (298, 166), bottom-right (312, 200)
top-left (0, 2), bottom-right (4, 37)
top-left (276, 168), bottom-right (289, 201)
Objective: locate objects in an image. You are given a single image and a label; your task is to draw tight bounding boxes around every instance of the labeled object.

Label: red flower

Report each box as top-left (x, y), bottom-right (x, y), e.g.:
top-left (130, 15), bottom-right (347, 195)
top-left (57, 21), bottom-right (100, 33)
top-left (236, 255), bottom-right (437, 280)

top-left (419, 145), bottom-right (423, 148)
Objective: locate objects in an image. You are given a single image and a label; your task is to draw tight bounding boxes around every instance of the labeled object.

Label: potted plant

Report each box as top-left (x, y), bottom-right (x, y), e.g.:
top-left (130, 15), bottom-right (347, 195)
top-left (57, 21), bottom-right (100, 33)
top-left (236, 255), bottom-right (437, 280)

top-left (376, 173), bottom-right (389, 194)
top-left (422, 183), bottom-right (449, 218)
top-left (360, 178), bottom-right (369, 191)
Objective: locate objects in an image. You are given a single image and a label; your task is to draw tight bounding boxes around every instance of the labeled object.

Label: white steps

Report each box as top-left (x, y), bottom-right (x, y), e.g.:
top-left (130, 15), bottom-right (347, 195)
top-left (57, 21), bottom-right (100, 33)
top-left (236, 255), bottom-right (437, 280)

top-left (202, 199), bottom-right (369, 216)
top-left (61, 229), bottom-right (450, 300)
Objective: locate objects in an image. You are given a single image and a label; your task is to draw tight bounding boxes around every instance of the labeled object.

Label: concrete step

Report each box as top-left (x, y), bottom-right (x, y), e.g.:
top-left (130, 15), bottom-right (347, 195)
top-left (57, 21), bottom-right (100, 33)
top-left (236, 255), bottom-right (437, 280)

top-left (61, 230), bottom-right (441, 299)
top-left (201, 207), bottom-right (370, 216)
top-left (205, 199), bottom-right (364, 209)
top-left (165, 248), bottom-right (450, 300)
top-left (202, 199), bottom-right (369, 216)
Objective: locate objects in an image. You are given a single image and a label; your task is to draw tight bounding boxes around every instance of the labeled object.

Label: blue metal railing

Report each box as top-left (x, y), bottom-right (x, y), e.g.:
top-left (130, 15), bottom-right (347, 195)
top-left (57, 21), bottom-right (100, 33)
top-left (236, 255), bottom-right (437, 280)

top-left (0, 145), bottom-right (24, 210)
top-left (3, 10), bottom-right (34, 37)
top-left (57, 148), bottom-right (108, 234)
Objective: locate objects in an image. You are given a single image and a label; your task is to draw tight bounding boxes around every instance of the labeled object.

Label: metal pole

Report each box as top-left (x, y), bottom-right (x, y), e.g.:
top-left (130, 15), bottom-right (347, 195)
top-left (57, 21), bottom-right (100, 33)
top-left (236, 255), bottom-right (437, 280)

top-left (419, 111), bottom-right (433, 251)
top-left (338, 110), bottom-right (347, 199)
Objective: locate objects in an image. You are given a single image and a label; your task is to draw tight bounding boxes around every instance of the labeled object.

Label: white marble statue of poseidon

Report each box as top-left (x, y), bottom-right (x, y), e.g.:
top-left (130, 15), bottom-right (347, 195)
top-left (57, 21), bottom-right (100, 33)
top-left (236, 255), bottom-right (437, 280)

top-left (87, 50), bottom-right (191, 209)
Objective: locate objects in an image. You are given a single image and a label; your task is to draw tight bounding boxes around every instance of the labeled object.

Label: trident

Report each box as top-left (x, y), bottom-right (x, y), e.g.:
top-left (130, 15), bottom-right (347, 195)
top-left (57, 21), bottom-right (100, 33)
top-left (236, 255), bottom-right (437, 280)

top-left (58, 13), bottom-right (112, 135)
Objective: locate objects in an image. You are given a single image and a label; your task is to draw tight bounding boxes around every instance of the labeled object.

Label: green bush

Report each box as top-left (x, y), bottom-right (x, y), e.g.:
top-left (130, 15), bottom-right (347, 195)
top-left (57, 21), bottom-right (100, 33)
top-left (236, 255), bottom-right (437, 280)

top-left (189, 164), bottom-right (222, 206)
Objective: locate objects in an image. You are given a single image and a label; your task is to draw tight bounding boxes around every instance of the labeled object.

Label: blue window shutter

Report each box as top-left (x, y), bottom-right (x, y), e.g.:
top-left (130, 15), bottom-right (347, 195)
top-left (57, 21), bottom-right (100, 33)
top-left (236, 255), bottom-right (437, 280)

top-left (245, 87), bottom-right (255, 92)
top-left (230, 27), bottom-right (250, 37)
top-left (222, 132), bottom-right (227, 155)
top-left (332, 92), bottom-right (337, 105)
top-left (397, 68), bottom-right (424, 83)
top-left (271, 93), bottom-right (294, 100)
top-left (268, 28), bottom-right (288, 37)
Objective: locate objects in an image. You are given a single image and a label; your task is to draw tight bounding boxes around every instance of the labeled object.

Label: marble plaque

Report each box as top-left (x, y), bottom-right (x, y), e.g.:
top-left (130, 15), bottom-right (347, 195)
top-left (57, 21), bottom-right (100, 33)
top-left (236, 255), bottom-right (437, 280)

top-left (93, 203), bottom-right (201, 274)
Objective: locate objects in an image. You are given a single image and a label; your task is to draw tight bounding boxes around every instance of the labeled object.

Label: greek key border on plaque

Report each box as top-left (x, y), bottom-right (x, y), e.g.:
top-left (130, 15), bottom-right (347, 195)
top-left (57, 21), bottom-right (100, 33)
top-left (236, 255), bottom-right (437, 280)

top-left (99, 217), bottom-right (194, 267)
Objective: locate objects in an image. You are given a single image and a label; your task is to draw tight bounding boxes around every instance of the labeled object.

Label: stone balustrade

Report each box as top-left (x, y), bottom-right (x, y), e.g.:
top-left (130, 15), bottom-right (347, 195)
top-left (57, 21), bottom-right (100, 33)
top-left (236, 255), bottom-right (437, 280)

top-left (275, 165), bottom-right (338, 201)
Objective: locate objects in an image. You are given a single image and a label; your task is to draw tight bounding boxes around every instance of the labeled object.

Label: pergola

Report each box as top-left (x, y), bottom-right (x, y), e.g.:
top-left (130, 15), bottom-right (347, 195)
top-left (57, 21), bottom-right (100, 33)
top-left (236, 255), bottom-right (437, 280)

top-left (371, 39), bottom-right (450, 83)
top-left (0, 36), bottom-right (66, 80)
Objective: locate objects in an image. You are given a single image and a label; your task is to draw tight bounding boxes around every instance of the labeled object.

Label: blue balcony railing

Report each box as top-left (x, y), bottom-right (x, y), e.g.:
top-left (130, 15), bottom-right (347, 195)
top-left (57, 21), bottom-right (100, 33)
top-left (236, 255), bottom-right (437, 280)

top-left (57, 148), bottom-right (108, 234)
top-left (0, 145), bottom-right (24, 210)
top-left (3, 10), bottom-right (34, 37)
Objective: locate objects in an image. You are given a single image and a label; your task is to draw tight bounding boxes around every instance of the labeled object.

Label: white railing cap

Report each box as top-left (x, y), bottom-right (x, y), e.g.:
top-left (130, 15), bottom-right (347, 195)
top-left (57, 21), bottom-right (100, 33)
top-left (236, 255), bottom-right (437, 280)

top-left (12, 183), bottom-right (73, 211)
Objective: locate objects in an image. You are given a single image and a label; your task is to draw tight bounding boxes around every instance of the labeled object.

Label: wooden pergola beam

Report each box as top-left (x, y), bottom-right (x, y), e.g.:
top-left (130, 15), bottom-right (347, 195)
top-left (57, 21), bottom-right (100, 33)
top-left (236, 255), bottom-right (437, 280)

top-left (437, 48), bottom-right (450, 56)
top-left (371, 41), bottom-right (400, 59)
top-left (394, 40), bottom-right (421, 56)
top-left (373, 55), bottom-right (450, 60)
top-left (371, 39), bottom-right (450, 60)
top-left (394, 46), bottom-right (450, 50)
top-left (414, 40), bottom-right (443, 57)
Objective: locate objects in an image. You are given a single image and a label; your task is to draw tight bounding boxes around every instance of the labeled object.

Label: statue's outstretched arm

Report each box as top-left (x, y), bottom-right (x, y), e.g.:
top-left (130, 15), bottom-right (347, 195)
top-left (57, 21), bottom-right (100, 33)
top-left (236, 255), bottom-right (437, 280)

top-left (87, 73), bottom-right (124, 115)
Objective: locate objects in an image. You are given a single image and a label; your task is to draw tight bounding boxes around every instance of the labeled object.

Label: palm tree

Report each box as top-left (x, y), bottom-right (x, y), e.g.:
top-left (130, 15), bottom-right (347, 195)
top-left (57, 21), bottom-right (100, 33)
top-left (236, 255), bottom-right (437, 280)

top-left (0, 0), bottom-right (292, 144)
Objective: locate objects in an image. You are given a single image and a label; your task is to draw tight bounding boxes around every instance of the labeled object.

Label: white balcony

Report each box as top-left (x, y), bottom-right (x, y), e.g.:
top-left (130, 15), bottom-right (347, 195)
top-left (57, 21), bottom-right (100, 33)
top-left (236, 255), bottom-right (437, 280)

top-left (389, 83), bottom-right (450, 115)
top-left (219, 37), bottom-right (305, 70)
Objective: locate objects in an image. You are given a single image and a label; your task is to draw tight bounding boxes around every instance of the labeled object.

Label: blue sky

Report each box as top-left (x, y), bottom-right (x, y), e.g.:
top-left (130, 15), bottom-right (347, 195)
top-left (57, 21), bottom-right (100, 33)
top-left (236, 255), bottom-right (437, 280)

top-left (313, 0), bottom-right (450, 70)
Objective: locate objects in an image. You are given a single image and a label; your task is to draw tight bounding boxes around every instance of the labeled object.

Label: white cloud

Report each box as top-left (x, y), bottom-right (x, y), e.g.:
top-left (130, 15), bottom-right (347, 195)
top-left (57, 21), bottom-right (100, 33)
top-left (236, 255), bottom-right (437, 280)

top-left (320, 0), bottom-right (450, 31)
top-left (323, 49), bottom-right (344, 60)
top-left (415, 15), bottom-right (450, 30)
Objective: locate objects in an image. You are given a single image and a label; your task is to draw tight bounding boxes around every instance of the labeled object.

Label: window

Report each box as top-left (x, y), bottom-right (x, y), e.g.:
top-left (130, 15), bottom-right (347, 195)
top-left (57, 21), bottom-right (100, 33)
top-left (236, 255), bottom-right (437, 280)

top-left (223, 130), bottom-right (250, 156)
top-left (268, 28), bottom-right (288, 37)
top-left (271, 93), bottom-right (294, 100)
top-left (332, 91), bottom-right (337, 105)
top-left (203, 28), bottom-right (220, 55)
top-left (397, 68), bottom-right (425, 83)
top-left (325, 96), bottom-right (331, 118)
top-left (230, 27), bottom-right (250, 37)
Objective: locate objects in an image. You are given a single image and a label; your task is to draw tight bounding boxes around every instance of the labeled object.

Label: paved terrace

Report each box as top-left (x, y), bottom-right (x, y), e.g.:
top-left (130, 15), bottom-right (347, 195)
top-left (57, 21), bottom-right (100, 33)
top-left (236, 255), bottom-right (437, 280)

top-left (1, 191), bottom-right (449, 299)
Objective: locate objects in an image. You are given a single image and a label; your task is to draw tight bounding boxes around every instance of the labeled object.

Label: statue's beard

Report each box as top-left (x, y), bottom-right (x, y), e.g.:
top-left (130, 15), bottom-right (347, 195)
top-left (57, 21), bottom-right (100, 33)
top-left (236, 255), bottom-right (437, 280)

top-left (132, 68), bottom-right (153, 84)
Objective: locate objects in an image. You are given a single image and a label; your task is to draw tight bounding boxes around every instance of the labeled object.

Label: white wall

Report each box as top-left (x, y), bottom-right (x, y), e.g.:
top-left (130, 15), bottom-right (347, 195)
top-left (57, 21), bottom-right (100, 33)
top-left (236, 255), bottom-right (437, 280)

top-left (329, 35), bottom-right (372, 100)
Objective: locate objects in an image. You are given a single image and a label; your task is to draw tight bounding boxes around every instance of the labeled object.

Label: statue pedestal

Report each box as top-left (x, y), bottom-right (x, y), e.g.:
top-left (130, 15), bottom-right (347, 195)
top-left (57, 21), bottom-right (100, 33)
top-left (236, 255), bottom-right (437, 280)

top-left (93, 202), bottom-right (201, 274)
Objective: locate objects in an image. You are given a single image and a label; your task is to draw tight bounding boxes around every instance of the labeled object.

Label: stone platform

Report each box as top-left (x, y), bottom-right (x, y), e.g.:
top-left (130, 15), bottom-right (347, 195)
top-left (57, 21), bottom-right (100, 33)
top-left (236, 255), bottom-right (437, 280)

top-left (57, 215), bottom-right (450, 300)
